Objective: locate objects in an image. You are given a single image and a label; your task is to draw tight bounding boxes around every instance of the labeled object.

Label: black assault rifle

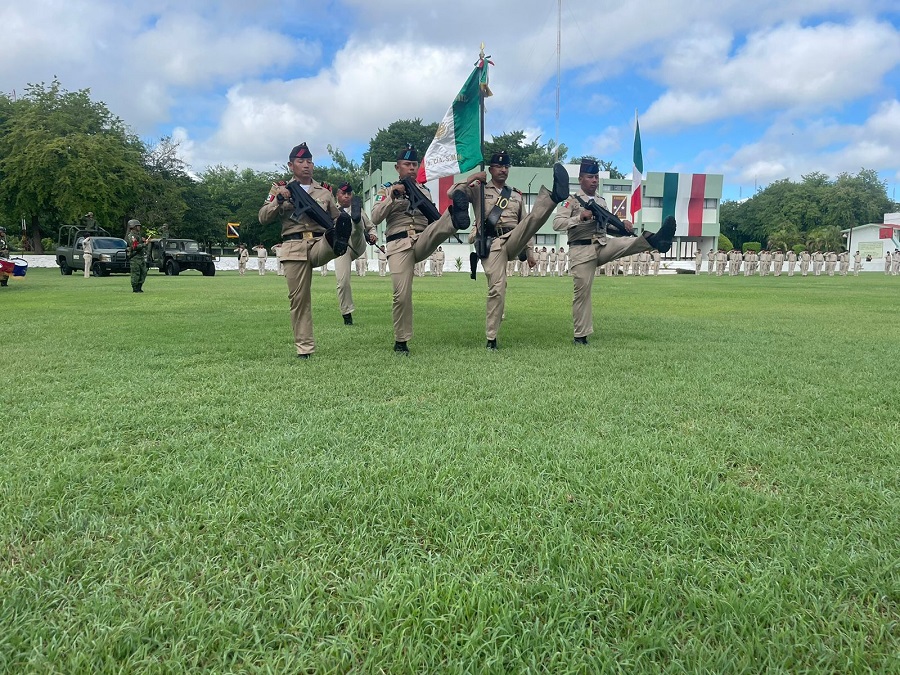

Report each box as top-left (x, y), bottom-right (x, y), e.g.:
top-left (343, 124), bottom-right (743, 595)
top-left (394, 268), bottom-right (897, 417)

top-left (286, 182), bottom-right (336, 231)
top-left (576, 196), bottom-right (636, 238)
top-left (396, 177), bottom-right (463, 244)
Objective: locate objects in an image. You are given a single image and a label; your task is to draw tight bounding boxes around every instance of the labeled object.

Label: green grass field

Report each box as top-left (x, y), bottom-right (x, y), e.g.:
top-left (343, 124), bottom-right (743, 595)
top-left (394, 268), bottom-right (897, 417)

top-left (1, 268), bottom-right (898, 672)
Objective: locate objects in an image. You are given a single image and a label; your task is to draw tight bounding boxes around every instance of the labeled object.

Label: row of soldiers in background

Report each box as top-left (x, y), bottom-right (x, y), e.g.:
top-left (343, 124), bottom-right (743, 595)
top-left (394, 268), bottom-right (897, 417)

top-left (696, 249), bottom-right (889, 277)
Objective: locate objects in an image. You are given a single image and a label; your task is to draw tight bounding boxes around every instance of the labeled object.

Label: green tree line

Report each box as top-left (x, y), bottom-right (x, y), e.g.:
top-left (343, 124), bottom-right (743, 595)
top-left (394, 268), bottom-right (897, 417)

top-left (721, 170), bottom-right (897, 252)
top-left (0, 81), bottom-right (616, 252)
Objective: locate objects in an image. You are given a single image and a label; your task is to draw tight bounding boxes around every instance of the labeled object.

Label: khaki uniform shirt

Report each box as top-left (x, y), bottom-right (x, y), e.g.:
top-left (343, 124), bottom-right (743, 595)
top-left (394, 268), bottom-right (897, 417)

top-left (258, 179), bottom-right (340, 238)
top-left (552, 190), bottom-right (609, 243)
top-left (450, 179), bottom-right (525, 234)
top-left (371, 182), bottom-right (435, 238)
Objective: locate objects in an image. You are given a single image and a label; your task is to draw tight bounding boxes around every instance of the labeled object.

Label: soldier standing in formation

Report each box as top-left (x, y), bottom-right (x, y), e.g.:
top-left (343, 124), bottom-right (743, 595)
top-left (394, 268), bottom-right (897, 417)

top-left (125, 220), bottom-right (149, 293)
top-left (787, 249), bottom-right (797, 276)
top-left (253, 243), bottom-right (268, 275)
top-left (332, 182), bottom-right (375, 325)
top-left (813, 250), bottom-right (825, 276)
top-left (706, 248), bottom-right (714, 274)
top-left (434, 247), bottom-right (445, 276)
top-left (715, 249), bottom-right (726, 276)
top-left (552, 158), bottom-right (676, 345)
top-left (0, 227), bottom-right (9, 287)
top-left (558, 246), bottom-right (567, 275)
top-left (258, 142), bottom-right (359, 358)
top-left (838, 251), bottom-right (849, 276)
top-left (450, 151), bottom-right (568, 349)
top-left (271, 242), bottom-right (285, 275)
top-left (371, 144), bottom-right (470, 354)
top-left (800, 250), bottom-right (811, 276)
top-left (853, 251), bottom-right (862, 276)
top-left (235, 243), bottom-right (249, 276)
top-left (549, 247), bottom-right (558, 275)
top-left (82, 232), bottom-right (94, 279)
top-left (885, 251), bottom-right (892, 275)
top-left (773, 249), bottom-right (784, 276)
top-left (377, 246), bottom-right (387, 276)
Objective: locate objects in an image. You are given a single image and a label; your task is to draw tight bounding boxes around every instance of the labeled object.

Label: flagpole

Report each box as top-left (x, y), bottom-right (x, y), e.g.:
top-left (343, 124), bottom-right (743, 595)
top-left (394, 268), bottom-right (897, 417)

top-left (479, 44), bottom-right (487, 247)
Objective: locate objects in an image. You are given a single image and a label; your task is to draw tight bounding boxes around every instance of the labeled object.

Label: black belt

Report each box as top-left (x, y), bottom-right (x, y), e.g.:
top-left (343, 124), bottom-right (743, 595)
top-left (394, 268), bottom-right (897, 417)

top-left (496, 226), bottom-right (514, 236)
top-left (386, 230), bottom-right (423, 243)
top-left (570, 239), bottom-right (593, 246)
top-left (282, 232), bottom-right (322, 241)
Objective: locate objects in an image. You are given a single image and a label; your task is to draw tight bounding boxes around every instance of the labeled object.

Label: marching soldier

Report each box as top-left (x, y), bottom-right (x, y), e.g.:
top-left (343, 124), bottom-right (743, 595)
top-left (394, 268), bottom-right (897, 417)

top-left (450, 151), bottom-right (569, 348)
top-left (125, 220), bottom-right (149, 293)
top-left (258, 142), bottom-right (360, 358)
top-left (787, 249), bottom-right (797, 276)
top-left (853, 250), bottom-right (862, 276)
top-left (332, 182), bottom-right (375, 325)
top-left (371, 144), bottom-right (470, 354)
top-left (552, 158), bottom-right (676, 344)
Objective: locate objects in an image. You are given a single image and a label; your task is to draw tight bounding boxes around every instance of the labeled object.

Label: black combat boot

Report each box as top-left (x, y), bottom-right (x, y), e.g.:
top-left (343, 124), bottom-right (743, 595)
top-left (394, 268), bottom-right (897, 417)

top-left (343, 313), bottom-right (353, 325)
top-left (393, 341), bottom-right (409, 354)
top-left (297, 353), bottom-right (310, 360)
top-left (350, 196), bottom-right (362, 224)
top-left (486, 338), bottom-right (498, 350)
top-left (132, 284), bottom-right (139, 292)
top-left (551, 163), bottom-right (570, 203)
top-left (326, 212), bottom-right (352, 257)
top-left (0, 280), bottom-right (7, 287)
top-left (646, 216), bottom-right (677, 254)
top-left (137, 284), bottom-right (144, 293)
top-left (574, 336), bottom-right (588, 345)
top-left (450, 191), bottom-right (470, 230)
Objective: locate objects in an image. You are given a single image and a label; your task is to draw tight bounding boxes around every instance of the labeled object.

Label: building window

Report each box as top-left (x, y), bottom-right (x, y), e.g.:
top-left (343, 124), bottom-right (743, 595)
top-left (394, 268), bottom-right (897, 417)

top-left (604, 184), bottom-right (630, 192)
top-left (703, 198), bottom-right (718, 209)
top-left (645, 197), bottom-right (663, 207)
top-left (534, 234), bottom-right (558, 246)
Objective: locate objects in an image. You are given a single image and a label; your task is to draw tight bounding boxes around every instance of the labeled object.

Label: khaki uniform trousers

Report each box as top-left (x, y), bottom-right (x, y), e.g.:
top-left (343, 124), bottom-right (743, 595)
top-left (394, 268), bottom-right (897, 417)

top-left (482, 188), bottom-right (557, 340)
top-left (283, 225), bottom-right (364, 355)
top-left (378, 259), bottom-right (387, 276)
top-left (387, 213), bottom-right (457, 342)
top-left (83, 253), bottom-right (92, 278)
top-left (571, 235), bottom-right (652, 338)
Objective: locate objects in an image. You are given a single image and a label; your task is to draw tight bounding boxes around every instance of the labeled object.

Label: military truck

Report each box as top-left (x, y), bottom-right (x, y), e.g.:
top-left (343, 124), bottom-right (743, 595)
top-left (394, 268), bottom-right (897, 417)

top-left (56, 225), bottom-right (130, 276)
top-left (148, 238), bottom-right (216, 276)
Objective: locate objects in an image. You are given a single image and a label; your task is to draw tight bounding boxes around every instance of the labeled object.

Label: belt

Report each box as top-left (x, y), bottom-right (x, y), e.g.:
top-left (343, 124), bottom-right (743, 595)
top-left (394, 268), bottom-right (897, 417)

top-left (496, 226), bottom-right (514, 236)
top-left (386, 229), bottom-right (421, 243)
top-left (570, 239), bottom-right (593, 246)
top-left (283, 232), bottom-right (321, 241)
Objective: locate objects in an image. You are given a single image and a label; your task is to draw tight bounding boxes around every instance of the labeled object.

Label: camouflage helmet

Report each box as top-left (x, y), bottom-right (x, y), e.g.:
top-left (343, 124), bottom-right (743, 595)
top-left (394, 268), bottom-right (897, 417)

top-left (127, 219), bottom-right (142, 230)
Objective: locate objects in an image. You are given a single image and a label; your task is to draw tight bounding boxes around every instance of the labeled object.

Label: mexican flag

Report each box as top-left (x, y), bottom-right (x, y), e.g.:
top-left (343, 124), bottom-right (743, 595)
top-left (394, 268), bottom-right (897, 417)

top-left (416, 61), bottom-right (491, 183)
top-left (630, 112), bottom-right (643, 220)
top-left (662, 173), bottom-right (707, 237)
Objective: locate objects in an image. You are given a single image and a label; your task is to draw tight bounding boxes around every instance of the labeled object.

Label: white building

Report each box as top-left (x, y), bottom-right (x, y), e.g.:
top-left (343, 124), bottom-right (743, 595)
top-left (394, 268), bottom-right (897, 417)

top-left (842, 213), bottom-right (900, 260)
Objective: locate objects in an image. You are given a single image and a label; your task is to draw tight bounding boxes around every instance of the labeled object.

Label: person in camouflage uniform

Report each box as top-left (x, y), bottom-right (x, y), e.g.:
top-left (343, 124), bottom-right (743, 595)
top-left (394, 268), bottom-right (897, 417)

top-left (126, 219), bottom-right (148, 292)
top-left (0, 226), bottom-right (9, 287)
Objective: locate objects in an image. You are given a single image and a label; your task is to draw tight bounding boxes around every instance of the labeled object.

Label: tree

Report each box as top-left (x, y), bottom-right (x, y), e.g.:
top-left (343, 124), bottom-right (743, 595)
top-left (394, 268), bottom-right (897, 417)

top-left (485, 131), bottom-right (568, 168)
top-left (569, 156), bottom-right (624, 178)
top-left (0, 80), bottom-right (147, 252)
top-left (363, 119), bottom-right (438, 170)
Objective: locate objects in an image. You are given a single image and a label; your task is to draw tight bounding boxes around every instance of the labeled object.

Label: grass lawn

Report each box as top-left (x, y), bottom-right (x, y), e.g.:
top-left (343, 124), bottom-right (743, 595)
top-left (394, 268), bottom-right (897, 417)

top-left (1, 268), bottom-right (898, 672)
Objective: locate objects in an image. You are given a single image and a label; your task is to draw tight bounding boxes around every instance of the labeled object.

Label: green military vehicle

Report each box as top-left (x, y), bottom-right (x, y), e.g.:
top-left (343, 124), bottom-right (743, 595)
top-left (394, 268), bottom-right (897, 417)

top-left (148, 238), bottom-right (216, 276)
top-left (56, 225), bottom-right (130, 276)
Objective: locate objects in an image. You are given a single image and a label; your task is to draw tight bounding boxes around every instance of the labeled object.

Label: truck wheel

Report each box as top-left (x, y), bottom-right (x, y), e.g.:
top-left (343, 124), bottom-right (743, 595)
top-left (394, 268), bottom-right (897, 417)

top-left (92, 262), bottom-right (106, 277)
top-left (166, 259), bottom-right (180, 276)
top-left (59, 260), bottom-right (72, 275)
top-left (202, 263), bottom-right (216, 277)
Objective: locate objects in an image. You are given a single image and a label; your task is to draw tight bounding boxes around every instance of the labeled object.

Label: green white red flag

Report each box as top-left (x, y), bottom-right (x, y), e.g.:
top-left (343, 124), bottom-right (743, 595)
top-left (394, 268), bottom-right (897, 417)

top-left (630, 111), bottom-right (643, 220)
top-left (416, 60), bottom-right (491, 183)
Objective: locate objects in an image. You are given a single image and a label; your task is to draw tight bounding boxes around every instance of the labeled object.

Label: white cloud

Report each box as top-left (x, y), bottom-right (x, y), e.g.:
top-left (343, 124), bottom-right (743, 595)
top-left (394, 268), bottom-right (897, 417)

top-left (643, 19), bottom-right (900, 129)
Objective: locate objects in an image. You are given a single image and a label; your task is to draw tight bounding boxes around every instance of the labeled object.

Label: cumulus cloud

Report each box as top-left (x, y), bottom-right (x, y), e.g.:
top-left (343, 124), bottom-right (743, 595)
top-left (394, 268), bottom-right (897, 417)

top-left (643, 19), bottom-right (900, 129)
top-left (712, 100), bottom-right (900, 184)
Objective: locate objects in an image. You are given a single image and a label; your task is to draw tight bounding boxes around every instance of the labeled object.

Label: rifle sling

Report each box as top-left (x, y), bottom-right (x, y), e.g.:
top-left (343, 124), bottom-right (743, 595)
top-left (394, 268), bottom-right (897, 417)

top-left (484, 185), bottom-right (512, 233)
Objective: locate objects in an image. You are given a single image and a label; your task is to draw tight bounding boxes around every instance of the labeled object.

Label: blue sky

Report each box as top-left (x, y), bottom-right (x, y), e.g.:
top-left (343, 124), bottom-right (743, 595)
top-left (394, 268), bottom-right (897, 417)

top-left (2, 0), bottom-right (900, 202)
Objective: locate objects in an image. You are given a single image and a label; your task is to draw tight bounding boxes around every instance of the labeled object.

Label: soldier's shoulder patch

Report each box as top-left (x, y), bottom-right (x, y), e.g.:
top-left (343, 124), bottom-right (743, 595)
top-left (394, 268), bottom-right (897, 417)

top-left (375, 194), bottom-right (385, 202)
top-left (321, 181), bottom-right (331, 190)
top-left (275, 180), bottom-right (287, 186)
top-left (563, 200), bottom-right (570, 208)
top-left (512, 187), bottom-right (523, 195)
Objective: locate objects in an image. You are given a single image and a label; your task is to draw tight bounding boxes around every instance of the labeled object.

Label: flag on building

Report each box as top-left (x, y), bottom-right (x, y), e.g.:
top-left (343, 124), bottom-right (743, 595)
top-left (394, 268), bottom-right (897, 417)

top-left (630, 112), bottom-right (643, 220)
top-left (661, 173), bottom-right (708, 237)
top-left (226, 223), bottom-right (240, 239)
top-left (416, 60), bottom-right (491, 183)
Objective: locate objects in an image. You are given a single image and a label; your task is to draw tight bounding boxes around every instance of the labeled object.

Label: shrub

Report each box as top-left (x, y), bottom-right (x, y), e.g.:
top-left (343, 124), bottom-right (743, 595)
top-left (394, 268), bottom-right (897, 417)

top-left (717, 233), bottom-right (734, 251)
top-left (742, 241), bottom-right (761, 253)
top-left (792, 244), bottom-right (807, 256)
top-left (41, 237), bottom-right (56, 252)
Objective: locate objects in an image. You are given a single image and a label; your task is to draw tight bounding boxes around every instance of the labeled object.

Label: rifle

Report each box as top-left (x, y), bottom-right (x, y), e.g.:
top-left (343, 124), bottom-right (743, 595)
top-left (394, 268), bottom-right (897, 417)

top-left (397, 177), bottom-right (441, 223)
top-left (576, 196), bottom-right (636, 238)
top-left (285, 182), bottom-right (335, 231)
